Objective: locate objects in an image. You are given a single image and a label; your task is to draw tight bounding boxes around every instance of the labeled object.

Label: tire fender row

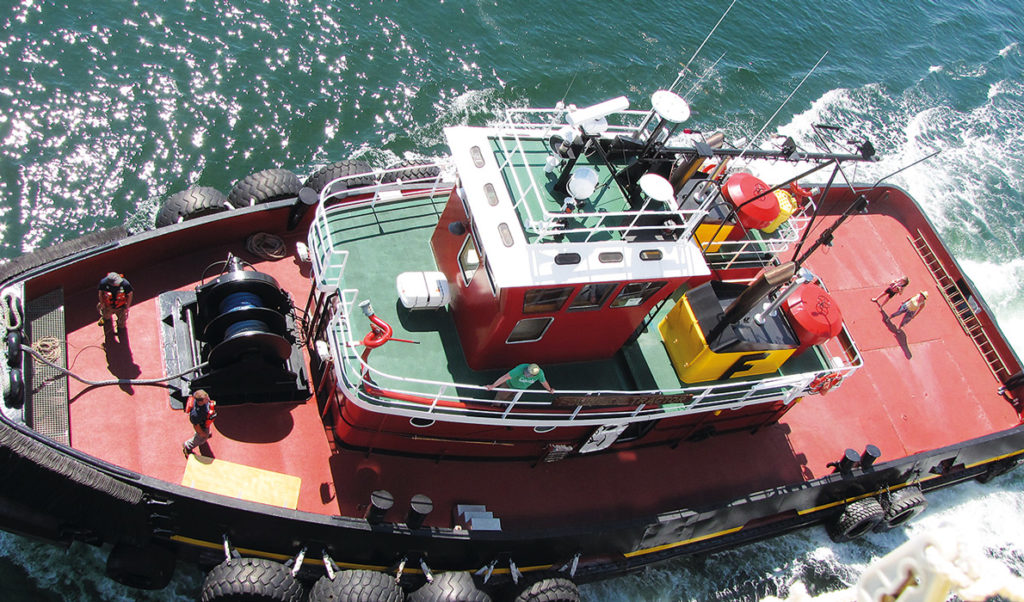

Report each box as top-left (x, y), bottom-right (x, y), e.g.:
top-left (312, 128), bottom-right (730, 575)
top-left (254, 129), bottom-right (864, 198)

top-left (154, 159), bottom-right (440, 228)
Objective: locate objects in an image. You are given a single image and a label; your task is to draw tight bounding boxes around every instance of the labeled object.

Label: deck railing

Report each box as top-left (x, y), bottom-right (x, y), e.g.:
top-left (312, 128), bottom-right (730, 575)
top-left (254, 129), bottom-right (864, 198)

top-left (307, 162), bottom-right (454, 293)
top-left (910, 231), bottom-right (1013, 382)
top-left (322, 286), bottom-right (862, 428)
top-left (489, 107), bottom-right (815, 267)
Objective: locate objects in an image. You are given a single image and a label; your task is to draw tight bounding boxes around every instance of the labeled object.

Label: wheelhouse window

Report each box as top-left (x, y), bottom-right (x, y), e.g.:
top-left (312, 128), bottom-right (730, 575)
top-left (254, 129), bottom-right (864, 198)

top-left (568, 283), bottom-right (617, 311)
top-left (458, 235), bottom-right (480, 285)
top-left (507, 317), bottom-right (553, 343)
top-left (609, 281), bottom-right (667, 308)
top-left (523, 287), bottom-right (573, 314)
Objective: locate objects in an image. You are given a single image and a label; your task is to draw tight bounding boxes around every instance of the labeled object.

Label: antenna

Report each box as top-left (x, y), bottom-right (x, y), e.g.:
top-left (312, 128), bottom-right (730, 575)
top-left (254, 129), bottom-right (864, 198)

top-left (637, 0), bottom-right (735, 134)
top-left (683, 51), bottom-right (727, 101)
top-left (669, 0), bottom-right (737, 94)
top-left (738, 51), bottom-right (828, 160)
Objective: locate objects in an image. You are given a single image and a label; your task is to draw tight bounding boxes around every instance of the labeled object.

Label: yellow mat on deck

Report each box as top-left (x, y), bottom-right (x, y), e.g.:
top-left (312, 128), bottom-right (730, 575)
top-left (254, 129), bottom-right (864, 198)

top-left (182, 455), bottom-right (301, 510)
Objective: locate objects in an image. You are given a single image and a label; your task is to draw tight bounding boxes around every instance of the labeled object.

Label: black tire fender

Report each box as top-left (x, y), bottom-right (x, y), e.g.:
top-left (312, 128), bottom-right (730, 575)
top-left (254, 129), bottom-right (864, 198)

top-left (827, 496), bottom-right (884, 543)
top-left (200, 557), bottom-right (304, 602)
top-left (307, 569), bottom-right (403, 602)
top-left (303, 160), bottom-right (375, 198)
top-left (976, 456), bottom-right (1021, 483)
top-left (4, 368), bottom-right (23, 409)
top-left (156, 186), bottom-right (229, 228)
top-left (228, 168), bottom-right (303, 208)
top-left (879, 486), bottom-right (927, 529)
top-left (407, 571), bottom-right (493, 602)
top-left (381, 160), bottom-right (442, 183)
top-left (105, 541), bottom-right (176, 590)
top-left (512, 574), bottom-right (580, 602)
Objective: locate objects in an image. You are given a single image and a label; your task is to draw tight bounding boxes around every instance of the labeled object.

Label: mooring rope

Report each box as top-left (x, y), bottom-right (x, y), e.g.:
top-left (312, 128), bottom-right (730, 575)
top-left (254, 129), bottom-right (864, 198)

top-left (245, 232), bottom-right (287, 261)
top-left (21, 344), bottom-right (208, 387)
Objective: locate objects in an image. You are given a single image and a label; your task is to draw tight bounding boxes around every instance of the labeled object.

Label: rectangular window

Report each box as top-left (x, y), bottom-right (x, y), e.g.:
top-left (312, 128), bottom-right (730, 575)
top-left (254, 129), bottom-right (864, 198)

top-left (507, 317), bottom-right (553, 343)
top-left (568, 283), bottom-right (617, 311)
top-left (523, 287), bottom-right (573, 314)
top-left (609, 281), bottom-right (667, 308)
top-left (458, 235), bottom-right (480, 285)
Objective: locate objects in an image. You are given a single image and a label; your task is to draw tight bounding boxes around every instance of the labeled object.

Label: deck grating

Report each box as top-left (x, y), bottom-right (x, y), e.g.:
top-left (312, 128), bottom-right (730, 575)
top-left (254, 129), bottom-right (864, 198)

top-left (26, 288), bottom-right (70, 445)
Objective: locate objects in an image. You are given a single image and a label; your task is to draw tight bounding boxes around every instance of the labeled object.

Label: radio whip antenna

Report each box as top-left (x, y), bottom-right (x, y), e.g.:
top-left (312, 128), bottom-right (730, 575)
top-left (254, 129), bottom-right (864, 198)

top-left (738, 51), bottom-right (828, 160)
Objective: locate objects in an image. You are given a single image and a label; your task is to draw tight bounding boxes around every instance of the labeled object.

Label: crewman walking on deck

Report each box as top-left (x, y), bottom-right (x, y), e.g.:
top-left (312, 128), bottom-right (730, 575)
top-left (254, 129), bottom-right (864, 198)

top-left (872, 276), bottom-right (909, 306)
top-left (182, 390), bottom-right (217, 457)
top-left (486, 363), bottom-right (555, 401)
top-left (890, 290), bottom-right (928, 328)
top-left (97, 272), bottom-right (133, 333)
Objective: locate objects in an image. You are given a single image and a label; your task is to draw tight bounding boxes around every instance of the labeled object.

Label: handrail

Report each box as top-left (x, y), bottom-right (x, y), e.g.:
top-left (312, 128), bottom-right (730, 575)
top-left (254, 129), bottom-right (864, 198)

top-left (322, 285), bottom-right (857, 428)
top-left (909, 231), bottom-right (1012, 381)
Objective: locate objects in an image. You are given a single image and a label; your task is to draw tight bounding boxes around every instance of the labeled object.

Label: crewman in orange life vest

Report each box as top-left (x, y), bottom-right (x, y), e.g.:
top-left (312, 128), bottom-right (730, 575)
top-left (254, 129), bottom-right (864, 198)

top-left (182, 389), bottom-right (217, 457)
top-left (97, 272), bottom-right (133, 333)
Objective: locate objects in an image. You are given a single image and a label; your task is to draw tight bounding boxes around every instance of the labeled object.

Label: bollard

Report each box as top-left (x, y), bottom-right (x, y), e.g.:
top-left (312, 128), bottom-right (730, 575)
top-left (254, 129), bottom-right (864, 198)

top-left (405, 494), bottom-right (433, 530)
top-left (365, 489), bottom-right (394, 525)
top-left (861, 444), bottom-right (881, 470)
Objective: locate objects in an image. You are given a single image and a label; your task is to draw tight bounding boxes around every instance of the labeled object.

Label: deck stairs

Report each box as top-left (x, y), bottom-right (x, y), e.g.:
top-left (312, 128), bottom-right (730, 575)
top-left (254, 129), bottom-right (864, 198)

top-left (910, 232), bottom-right (1011, 382)
top-left (454, 504), bottom-right (502, 531)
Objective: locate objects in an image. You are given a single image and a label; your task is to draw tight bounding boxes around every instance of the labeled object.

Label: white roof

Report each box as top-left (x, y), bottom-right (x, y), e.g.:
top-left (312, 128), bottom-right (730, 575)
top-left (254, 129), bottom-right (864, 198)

top-left (444, 125), bottom-right (710, 289)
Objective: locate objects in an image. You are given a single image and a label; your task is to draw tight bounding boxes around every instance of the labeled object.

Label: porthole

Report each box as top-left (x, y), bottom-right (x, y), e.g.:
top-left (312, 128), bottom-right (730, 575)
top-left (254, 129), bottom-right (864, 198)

top-left (410, 417), bottom-right (435, 428)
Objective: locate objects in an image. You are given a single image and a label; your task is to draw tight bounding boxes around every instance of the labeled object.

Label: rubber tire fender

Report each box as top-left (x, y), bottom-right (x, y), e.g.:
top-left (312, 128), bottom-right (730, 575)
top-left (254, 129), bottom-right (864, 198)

top-left (880, 486), bottom-right (927, 529)
top-left (105, 541), bottom-right (176, 590)
top-left (512, 573), bottom-right (580, 602)
top-left (156, 186), bottom-right (229, 228)
top-left (307, 569), bottom-right (403, 602)
top-left (200, 557), bottom-right (305, 602)
top-left (827, 496), bottom-right (884, 543)
top-left (303, 160), bottom-right (375, 198)
top-left (381, 159), bottom-right (442, 183)
top-left (4, 368), bottom-right (23, 409)
top-left (228, 168), bottom-right (303, 208)
top-left (407, 571), bottom-right (493, 602)
top-left (976, 456), bottom-right (1021, 483)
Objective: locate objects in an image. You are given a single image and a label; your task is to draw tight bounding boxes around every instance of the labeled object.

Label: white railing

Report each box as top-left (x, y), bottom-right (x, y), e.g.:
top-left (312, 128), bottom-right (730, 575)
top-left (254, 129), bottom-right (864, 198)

top-left (321, 285), bottom-right (863, 429)
top-left (488, 106), bottom-right (816, 267)
top-left (307, 162), bottom-right (454, 292)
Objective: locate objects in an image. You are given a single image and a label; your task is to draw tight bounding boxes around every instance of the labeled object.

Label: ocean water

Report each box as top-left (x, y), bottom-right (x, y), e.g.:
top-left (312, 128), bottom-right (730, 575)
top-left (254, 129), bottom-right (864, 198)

top-left (0, 1), bottom-right (1022, 600)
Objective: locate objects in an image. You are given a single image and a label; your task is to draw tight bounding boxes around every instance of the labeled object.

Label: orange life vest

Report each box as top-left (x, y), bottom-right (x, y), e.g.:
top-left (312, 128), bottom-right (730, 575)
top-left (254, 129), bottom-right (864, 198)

top-left (185, 396), bottom-right (217, 430)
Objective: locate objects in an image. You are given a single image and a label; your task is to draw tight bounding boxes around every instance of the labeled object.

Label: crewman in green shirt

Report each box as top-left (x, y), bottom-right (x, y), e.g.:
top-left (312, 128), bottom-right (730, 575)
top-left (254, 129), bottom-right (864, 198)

top-left (486, 363), bottom-right (554, 400)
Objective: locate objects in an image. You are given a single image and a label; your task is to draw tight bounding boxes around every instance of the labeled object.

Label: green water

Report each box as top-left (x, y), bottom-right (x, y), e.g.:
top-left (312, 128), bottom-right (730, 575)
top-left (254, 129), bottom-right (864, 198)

top-left (1, 1), bottom-right (1023, 599)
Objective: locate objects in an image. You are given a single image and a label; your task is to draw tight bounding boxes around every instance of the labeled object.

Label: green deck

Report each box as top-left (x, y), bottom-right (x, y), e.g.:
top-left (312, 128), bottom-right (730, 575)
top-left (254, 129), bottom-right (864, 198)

top-left (490, 137), bottom-right (633, 244)
top-left (322, 192), bottom-right (828, 401)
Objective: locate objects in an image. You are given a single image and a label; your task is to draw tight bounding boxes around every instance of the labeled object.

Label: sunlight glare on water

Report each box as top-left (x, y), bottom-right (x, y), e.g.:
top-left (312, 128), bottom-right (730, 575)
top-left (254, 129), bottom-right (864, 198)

top-left (0, 1), bottom-right (1022, 600)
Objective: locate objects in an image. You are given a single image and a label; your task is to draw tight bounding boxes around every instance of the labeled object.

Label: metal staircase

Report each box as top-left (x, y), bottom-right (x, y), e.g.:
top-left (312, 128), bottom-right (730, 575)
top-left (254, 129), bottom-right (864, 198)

top-left (909, 232), bottom-right (1011, 382)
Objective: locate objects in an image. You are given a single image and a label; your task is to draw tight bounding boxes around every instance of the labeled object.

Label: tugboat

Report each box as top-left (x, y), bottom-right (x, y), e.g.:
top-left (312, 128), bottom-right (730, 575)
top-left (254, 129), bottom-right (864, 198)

top-left (1, 87), bottom-right (1022, 601)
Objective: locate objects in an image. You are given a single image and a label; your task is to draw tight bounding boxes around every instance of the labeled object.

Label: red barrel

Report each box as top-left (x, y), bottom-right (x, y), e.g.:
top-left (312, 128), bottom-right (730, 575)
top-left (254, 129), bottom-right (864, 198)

top-left (784, 283), bottom-right (843, 356)
top-left (722, 172), bottom-right (780, 230)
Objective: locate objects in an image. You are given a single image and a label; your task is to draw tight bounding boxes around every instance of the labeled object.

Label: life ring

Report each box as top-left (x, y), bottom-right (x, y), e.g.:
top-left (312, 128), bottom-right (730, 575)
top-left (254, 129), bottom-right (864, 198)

top-left (361, 313), bottom-right (393, 348)
top-left (809, 373), bottom-right (842, 395)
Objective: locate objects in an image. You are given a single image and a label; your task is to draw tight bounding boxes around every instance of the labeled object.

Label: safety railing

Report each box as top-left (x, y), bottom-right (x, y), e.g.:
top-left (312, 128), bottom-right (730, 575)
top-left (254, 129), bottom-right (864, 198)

top-left (321, 285), bottom-right (861, 428)
top-left (307, 162), bottom-right (454, 292)
top-left (488, 106), bottom-right (816, 268)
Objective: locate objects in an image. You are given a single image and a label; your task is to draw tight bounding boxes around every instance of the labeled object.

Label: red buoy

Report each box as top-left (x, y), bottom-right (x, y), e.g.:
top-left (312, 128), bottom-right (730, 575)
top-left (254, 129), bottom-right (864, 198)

top-left (722, 172), bottom-right (781, 230)
top-left (784, 283), bottom-right (843, 356)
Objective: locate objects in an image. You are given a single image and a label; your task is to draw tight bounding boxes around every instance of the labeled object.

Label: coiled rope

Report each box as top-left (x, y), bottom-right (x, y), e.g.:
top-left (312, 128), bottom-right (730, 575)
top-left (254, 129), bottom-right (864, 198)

top-left (31, 336), bottom-right (61, 363)
top-left (245, 232), bottom-right (287, 261)
top-left (21, 344), bottom-right (208, 387)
